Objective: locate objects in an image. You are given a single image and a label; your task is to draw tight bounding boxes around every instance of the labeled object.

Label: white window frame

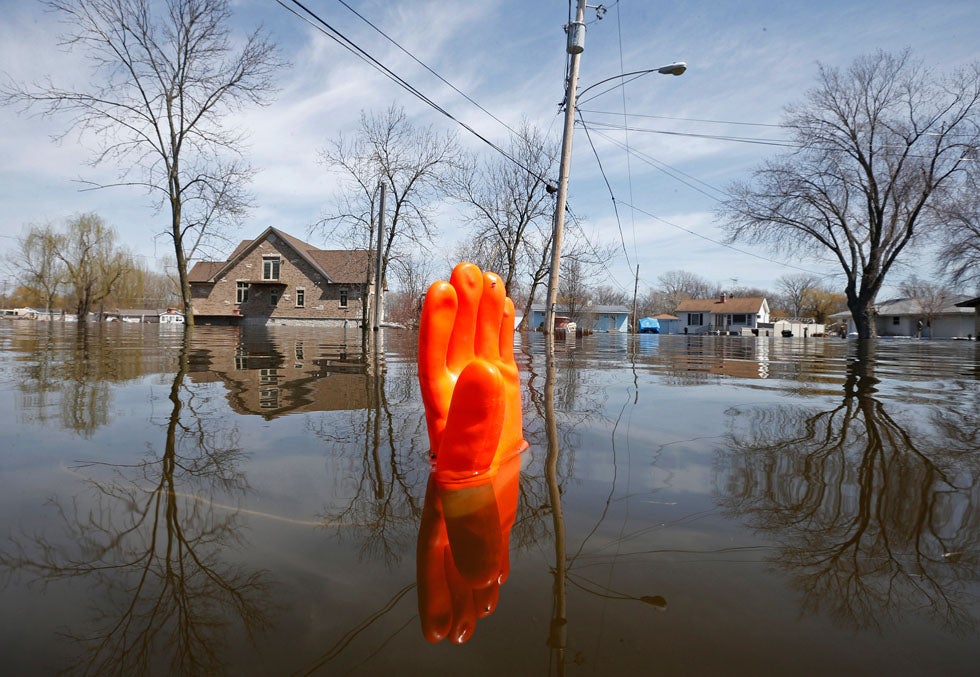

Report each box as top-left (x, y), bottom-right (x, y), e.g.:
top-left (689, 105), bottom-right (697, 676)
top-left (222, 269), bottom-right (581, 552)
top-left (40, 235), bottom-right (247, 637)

top-left (263, 256), bottom-right (281, 281)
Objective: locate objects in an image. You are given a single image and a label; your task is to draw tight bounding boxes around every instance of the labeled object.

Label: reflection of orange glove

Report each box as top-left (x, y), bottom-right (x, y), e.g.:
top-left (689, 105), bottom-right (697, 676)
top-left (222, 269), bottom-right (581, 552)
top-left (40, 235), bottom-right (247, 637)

top-left (418, 262), bottom-right (528, 484)
top-left (417, 452), bottom-right (520, 643)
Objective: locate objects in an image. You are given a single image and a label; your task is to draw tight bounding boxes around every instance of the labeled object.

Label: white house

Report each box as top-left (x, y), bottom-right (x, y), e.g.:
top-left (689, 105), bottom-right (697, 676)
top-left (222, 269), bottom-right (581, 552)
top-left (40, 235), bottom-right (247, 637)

top-left (955, 297), bottom-right (979, 338)
top-left (528, 303), bottom-right (631, 332)
top-left (675, 294), bottom-right (770, 335)
top-left (831, 296), bottom-right (976, 339)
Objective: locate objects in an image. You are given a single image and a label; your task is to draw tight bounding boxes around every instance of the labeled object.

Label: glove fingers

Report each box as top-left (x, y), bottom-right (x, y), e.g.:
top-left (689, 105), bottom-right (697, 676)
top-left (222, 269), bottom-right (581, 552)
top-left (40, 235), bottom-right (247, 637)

top-left (435, 360), bottom-right (504, 480)
top-left (446, 263), bottom-right (483, 374)
top-left (445, 550), bottom-right (477, 644)
top-left (475, 272), bottom-right (505, 362)
top-left (418, 280), bottom-right (458, 449)
top-left (417, 480), bottom-right (453, 642)
top-left (440, 481), bottom-right (503, 589)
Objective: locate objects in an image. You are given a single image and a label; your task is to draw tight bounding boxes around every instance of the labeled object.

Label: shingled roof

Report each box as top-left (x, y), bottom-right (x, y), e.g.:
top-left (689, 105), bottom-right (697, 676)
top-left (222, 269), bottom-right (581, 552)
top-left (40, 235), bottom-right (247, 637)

top-left (676, 296), bottom-right (767, 314)
top-left (187, 227), bottom-right (370, 284)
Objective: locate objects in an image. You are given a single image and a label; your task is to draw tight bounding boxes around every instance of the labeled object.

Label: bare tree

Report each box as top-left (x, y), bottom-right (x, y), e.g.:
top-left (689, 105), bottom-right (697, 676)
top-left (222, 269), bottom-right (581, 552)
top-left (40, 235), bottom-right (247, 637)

top-left (385, 253), bottom-right (435, 327)
top-left (657, 270), bottom-right (712, 309)
top-left (57, 213), bottom-right (131, 319)
top-left (2, 0), bottom-right (283, 326)
top-left (899, 275), bottom-right (953, 338)
top-left (449, 121), bottom-right (558, 296)
top-left (935, 164), bottom-right (980, 290)
top-left (720, 50), bottom-right (980, 338)
top-left (317, 105), bottom-right (460, 326)
top-left (10, 223), bottom-right (67, 315)
top-left (776, 273), bottom-right (821, 317)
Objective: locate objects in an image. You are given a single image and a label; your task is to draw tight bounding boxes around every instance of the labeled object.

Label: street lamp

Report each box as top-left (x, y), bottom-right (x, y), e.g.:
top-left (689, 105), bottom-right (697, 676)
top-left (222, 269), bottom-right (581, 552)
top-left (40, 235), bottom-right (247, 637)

top-left (576, 63), bottom-right (687, 104)
top-left (543, 0), bottom-right (685, 341)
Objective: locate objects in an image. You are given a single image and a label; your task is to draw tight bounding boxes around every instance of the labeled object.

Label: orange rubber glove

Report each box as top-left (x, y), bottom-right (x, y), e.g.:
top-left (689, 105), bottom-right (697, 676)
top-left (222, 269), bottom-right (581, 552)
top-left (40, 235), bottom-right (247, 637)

top-left (416, 451), bottom-right (520, 643)
top-left (418, 262), bottom-right (528, 484)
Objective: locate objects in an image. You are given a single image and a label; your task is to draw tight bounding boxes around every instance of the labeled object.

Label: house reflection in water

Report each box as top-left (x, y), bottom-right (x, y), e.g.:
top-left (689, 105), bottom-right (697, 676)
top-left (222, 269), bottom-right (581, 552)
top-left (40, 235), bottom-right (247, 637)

top-left (646, 334), bottom-right (843, 383)
top-left (186, 328), bottom-right (375, 417)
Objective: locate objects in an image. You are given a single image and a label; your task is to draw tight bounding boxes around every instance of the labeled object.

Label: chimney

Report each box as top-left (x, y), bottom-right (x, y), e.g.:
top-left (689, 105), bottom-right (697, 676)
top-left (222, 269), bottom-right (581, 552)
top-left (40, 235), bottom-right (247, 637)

top-left (720, 292), bottom-right (727, 303)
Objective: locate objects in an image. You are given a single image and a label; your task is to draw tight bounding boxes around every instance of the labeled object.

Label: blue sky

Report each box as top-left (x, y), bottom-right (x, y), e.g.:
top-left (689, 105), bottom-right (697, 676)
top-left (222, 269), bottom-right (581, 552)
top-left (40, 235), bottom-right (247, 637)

top-left (2, 0), bottom-right (979, 298)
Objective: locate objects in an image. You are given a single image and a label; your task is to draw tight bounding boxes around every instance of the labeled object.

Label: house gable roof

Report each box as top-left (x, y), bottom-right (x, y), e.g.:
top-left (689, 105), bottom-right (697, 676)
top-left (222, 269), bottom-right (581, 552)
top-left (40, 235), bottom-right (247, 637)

top-left (187, 227), bottom-right (370, 284)
top-left (529, 303), bottom-right (630, 315)
top-left (676, 296), bottom-right (767, 314)
top-left (874, 295), bottom-right (974, 316)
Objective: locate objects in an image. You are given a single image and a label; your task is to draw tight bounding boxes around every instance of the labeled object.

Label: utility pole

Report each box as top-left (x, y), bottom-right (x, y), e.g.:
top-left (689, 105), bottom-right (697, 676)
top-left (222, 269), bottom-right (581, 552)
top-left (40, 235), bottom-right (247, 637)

top-left (544, 0), bottom-right (587, 340)
top-left (632, 264), bottom-right (639, 334)
top-left (373, 182), bottom-right (386, 331)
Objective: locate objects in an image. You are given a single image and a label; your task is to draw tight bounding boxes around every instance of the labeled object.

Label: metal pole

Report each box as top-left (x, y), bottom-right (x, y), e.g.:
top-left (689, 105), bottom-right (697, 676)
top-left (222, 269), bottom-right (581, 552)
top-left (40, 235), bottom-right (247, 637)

top-left (373, 182), bottom-right (386, 331)
top-left (544, 0), bottom-right (587, 339)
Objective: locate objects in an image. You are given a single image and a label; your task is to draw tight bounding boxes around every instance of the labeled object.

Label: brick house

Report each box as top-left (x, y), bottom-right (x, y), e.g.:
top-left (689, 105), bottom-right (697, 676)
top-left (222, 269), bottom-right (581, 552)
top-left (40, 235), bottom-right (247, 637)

top-left (188, 227), bottom-right (377, 326)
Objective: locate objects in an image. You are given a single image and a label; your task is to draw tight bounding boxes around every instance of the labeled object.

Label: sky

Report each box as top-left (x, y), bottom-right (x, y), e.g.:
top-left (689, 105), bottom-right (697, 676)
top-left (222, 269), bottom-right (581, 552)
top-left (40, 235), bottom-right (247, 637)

top-left (1, 0), bottom-right (979, 299)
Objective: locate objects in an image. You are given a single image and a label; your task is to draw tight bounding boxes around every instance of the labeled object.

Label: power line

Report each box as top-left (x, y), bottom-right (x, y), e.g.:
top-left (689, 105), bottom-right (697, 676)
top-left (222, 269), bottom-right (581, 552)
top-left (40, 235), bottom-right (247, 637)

top-left (275, 0), bottom-right (552, 185)
top-left (587, 128), bottom-right (729, 202)
top-left (578, 109), bottom-right (632, 269)
top-left (578, 108), bottom-right (785, 128)
top-left (330, 0), bottom-right (524, 141)
top-left (618, 200), bottom-right (835, 277)
top-left (579, 119), bottom-right (800, 148)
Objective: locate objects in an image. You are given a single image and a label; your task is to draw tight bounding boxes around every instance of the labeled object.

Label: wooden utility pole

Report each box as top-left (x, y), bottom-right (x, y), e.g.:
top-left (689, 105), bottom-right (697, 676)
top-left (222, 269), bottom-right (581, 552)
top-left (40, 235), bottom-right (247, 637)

top-left (632, 264), bottom-right (639, 334)
top-left (373, 182), bottom-right (386, 331)
top-left (544, 0), bottom-right (587, 340)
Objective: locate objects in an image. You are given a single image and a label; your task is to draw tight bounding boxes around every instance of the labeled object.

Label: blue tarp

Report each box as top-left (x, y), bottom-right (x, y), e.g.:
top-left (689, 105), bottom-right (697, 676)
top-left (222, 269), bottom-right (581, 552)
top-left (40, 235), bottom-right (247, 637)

top-left (638, 317), bottom-right (660, 333)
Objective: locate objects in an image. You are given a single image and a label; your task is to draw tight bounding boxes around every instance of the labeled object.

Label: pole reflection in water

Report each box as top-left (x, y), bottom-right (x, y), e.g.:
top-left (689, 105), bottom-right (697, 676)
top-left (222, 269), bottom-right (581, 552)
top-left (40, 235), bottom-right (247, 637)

top-left (544, 333), bottom-right (568, 671)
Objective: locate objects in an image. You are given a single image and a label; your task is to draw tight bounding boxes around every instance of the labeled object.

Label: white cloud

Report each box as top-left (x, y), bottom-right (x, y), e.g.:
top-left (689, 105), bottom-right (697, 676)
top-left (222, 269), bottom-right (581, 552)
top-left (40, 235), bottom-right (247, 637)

top-left (2, 0), bottom-right (978, 291)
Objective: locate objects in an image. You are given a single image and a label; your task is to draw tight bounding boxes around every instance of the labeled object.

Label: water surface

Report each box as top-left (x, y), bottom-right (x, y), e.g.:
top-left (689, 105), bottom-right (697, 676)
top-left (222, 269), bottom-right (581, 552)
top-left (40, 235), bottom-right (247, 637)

top-left (0, 322), bottom-right (977, 675)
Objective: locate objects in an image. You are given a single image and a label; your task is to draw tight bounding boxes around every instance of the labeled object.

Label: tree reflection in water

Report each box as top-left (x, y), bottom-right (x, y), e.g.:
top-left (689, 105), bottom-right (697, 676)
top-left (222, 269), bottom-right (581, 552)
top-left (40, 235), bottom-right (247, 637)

top-left (722, 343), bottom-right (980, 633)
top-left (0, 339), bottom-right (274, 676)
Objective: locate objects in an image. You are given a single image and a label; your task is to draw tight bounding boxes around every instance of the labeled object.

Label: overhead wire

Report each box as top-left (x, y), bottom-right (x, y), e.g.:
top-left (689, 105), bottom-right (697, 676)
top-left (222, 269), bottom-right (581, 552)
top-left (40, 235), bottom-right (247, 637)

top-left (580, 108), bottom-right (786, 128)
top-left (577, 108), bottom-right (631, 268)
top-left (278, 0), bottom-right (845, 289)
top-left (618, 200), bottom-right (838, 277)
top-left (330, 0), bottom-right (525, 141)
top-left (588, 127), bottom-right (729, 202)
top-left (275, 0), bottom-right (553, 186)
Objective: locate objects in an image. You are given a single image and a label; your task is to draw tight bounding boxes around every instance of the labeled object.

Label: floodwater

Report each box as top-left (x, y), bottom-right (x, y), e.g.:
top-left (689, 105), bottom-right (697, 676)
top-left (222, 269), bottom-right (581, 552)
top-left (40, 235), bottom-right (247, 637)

top-left (0, 321), bottom-right (978, 676)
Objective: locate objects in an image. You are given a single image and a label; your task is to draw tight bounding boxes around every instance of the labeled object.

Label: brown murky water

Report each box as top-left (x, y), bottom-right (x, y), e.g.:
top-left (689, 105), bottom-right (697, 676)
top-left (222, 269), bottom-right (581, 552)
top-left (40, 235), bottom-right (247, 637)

top-left (1, 322), bottom-right (977, 675)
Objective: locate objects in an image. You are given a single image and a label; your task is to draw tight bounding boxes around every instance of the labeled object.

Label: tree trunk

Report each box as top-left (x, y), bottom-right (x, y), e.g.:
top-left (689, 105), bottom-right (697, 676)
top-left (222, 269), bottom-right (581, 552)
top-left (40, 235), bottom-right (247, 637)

top-left (171, 198), bottom-right (195, 328)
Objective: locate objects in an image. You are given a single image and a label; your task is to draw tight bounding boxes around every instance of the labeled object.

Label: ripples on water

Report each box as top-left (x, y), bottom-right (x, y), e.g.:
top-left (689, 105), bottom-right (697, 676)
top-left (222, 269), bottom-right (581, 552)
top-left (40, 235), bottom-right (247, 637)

top-left (0, 321), bottom-right (977, 676)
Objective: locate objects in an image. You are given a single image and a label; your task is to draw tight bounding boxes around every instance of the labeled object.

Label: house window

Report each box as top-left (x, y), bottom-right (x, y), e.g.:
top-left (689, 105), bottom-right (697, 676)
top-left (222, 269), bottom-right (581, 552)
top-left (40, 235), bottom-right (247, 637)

top-left (339, 289), bottom-right (348, 308)
top-left (237, 282), bottom-right (249, 304)
top-left (270, 289), bottom-right (280, 305)
top-left (263, 256), bottom-right (281, 280)
top-left (732, 314), bottom-right (748, 324)
top-left (259, 388), bottom-right (279, 409)
top-left (296, 288), bottom-right (305, 307)
top-left (892, 317), bottom-right (900, 325)
top-left (688, 312), bottom-right (703, 326)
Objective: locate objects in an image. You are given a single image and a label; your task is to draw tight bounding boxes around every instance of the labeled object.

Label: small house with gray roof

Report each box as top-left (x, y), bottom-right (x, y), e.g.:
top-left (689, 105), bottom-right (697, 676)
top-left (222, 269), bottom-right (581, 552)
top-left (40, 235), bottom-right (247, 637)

top-left (675, 293), bottom-right (770, 335)
top-left (188, 227), bottom-right (377, 326)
